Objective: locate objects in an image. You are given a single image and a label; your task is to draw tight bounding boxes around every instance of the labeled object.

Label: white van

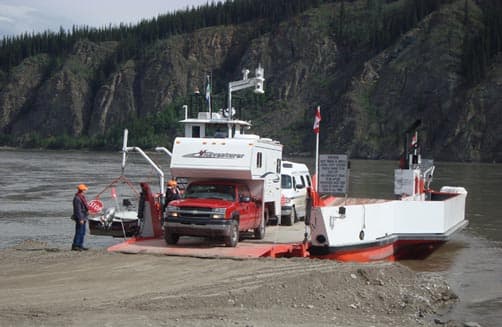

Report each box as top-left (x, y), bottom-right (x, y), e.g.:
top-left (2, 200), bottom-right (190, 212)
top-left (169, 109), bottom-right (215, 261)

top-left (280, 161), bottom-right (312, 226)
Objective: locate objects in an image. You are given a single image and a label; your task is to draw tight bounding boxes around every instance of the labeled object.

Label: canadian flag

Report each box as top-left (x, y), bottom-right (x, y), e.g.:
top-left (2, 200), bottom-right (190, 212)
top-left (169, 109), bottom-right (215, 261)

top-left (411, 131), bottom-right (418, 146)
top-left (313, 106), bottom-right (321, 134)
top-left (205, 75), bottom-right (211, 102)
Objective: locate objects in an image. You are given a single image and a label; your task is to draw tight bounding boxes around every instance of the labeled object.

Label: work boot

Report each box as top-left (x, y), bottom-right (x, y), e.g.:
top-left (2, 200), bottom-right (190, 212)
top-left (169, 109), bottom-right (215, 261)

top-left (71, 245), bottom-right (82, 251)
top-left (81, 247), bottom-right (89, 251)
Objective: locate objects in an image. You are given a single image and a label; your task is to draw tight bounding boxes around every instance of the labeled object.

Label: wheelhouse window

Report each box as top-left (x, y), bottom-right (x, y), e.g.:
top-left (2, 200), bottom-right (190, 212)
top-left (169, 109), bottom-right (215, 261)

top-left (206, 124), bottom-right (228, 138)
top-left (192, 126), bottom-right (200, 138)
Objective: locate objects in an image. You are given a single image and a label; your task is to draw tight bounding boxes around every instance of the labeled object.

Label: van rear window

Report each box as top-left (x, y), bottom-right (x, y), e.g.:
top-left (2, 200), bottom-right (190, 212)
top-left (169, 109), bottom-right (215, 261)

top-left (281, 175), bottom-right (292, 189)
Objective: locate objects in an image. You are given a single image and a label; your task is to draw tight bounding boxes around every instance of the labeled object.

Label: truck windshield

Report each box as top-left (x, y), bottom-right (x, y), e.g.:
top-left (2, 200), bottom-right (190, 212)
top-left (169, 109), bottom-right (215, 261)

top-left (281, 174), bottom-right (292, 189)
top-left (185, 184), bottom-right (235, 201)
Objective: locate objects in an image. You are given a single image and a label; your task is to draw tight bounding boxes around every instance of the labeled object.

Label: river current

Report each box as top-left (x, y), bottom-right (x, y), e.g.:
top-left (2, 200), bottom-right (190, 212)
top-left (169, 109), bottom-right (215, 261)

top-left (0, 149), bottom-right (500, 326)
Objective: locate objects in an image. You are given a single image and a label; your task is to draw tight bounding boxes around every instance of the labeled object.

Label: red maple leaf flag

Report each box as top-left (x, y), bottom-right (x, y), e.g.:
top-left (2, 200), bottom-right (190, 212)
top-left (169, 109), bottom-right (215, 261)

top-left (313, 106), bottom-right (321, 134)
top-left (411, 131), bottom-right (418, 146)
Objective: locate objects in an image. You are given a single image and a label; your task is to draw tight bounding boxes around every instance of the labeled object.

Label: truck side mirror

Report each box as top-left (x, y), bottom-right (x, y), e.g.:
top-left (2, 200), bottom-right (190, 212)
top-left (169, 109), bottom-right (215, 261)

top-left (240, 195), bottom-right (251, 203)
top-left (295, 184), bottom-right (305, 190)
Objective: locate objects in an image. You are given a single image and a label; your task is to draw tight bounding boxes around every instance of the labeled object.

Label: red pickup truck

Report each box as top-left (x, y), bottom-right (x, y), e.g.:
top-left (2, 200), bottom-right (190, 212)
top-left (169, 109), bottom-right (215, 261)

top-left (163, 180), bottom-right (265, 247)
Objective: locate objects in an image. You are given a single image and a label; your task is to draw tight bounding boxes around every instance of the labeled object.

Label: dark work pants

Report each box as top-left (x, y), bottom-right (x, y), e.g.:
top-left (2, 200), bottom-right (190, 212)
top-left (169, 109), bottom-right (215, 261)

top-left (72, 221), bottom-right (86, 248)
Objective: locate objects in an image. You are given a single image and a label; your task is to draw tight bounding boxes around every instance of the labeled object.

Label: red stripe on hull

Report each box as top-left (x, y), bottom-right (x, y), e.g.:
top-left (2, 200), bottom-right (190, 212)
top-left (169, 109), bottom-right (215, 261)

top-left (310, 239), bottom-right (445, 262)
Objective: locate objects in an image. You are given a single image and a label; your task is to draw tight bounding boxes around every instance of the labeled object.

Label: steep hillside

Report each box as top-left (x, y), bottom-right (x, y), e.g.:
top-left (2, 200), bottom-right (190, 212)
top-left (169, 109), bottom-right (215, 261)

top-left (335, 0), bottom-right (502, 162)
top-left (0, 0), bottom-right (500, 162)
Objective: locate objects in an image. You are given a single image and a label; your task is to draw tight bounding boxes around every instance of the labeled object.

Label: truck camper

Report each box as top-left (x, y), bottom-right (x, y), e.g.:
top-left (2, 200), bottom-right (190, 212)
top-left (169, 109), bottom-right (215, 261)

top-left (166, 131), bottom-right (282, 246)
top-left (163, 66), bottom-right (284, 247)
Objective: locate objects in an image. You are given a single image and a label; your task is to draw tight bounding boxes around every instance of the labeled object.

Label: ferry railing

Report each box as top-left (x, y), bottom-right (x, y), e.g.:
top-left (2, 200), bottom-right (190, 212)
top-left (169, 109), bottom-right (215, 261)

top-left (121, 129), bottom-right (165, 203)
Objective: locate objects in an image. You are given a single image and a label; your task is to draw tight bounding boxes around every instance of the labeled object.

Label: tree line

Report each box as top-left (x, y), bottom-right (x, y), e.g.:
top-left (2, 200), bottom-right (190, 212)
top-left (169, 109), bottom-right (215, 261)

top-left (0, 0), bottom-right (323, 73)
top-left (2, 0), bottom-right (500, 83)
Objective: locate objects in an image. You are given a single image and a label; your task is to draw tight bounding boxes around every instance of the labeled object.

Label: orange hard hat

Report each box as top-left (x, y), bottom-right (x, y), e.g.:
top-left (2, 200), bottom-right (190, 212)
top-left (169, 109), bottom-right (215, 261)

top-left (167, 180), bottom-right (177, 187)
top-left (77, 184), bottom-right (88, 191)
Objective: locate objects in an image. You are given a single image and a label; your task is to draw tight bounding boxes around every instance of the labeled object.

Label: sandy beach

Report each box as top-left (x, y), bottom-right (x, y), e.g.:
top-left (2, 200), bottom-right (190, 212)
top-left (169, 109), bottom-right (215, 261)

top-left (0, 239), bottom-right (465, 327)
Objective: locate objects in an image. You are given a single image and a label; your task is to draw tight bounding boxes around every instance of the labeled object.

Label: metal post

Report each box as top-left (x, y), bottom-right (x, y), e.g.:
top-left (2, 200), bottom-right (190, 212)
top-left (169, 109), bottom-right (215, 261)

top-left (227, 83), bottom-right (232, 121)
top-left (315, 130), bottom-right (319, 192)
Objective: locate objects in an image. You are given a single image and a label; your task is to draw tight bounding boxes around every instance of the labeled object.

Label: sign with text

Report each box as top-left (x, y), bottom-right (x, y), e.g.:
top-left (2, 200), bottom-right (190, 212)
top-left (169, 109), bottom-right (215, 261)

top-left (88, 199), bottom-right (104, 215)
top-left (319, 154), bottom-right (349, 194)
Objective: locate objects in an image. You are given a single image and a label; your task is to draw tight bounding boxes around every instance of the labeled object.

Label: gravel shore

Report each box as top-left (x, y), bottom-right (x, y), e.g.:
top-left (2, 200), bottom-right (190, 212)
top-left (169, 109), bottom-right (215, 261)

top-left (0, 240), bottom-right (467, 327)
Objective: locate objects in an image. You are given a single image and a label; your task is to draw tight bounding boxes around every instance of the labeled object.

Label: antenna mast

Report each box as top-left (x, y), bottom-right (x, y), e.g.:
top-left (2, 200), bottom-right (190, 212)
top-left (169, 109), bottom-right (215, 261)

top-left (227, 65), bottom-right (265, 120)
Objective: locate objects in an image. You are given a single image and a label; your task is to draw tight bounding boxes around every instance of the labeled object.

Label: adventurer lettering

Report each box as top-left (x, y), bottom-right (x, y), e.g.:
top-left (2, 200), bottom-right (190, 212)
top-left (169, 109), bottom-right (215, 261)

top-left (183, 149), bottom-right (245, 159)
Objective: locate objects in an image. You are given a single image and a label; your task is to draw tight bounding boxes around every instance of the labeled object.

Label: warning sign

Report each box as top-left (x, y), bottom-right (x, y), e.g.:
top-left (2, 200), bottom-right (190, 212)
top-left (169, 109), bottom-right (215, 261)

top-left (319, 154), bottom-right (349, 194)
top-left (88, 199), bottom-right (104, 215)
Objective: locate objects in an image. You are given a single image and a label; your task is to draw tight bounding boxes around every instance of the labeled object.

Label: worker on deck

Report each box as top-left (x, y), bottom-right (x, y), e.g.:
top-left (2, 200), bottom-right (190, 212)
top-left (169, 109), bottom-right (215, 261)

top-left (164, 180), bottom-right (181, 211)
top-left (72, 184), bottom-right (89, 251)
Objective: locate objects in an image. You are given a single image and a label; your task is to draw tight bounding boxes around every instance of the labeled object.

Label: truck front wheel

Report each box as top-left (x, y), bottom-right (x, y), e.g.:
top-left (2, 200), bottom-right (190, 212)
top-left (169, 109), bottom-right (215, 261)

top-left (165, 232), bottom-right (179, 245)
top-left (225, 221), bottom-right (239, 247)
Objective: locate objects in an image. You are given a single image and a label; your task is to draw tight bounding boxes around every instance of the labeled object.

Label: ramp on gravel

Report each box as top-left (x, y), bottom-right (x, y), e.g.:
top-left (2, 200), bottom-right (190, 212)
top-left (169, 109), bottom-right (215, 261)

top-left (108, 224), bottom-right (309, 259)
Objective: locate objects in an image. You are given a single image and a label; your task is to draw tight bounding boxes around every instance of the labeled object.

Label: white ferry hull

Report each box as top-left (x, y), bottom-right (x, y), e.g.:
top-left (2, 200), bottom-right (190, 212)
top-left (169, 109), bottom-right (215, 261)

top-left (309, 189), bottom-right (468, 262)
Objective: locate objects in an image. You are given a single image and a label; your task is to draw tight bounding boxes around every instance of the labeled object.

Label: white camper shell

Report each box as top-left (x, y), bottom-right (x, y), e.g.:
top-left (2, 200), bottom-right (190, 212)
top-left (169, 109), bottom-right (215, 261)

top-left (170, 130), bottom-right (283, 220)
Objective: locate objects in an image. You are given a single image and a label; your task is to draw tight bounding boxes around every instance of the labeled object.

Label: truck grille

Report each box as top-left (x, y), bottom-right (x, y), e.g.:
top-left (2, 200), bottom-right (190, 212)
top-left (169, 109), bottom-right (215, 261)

top-left (178, 207), bottom-right (213, 219)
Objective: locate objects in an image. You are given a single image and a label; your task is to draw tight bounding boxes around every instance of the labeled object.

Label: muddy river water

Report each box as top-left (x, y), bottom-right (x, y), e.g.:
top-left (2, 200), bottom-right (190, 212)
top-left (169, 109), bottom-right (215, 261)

top-left (0, 149), bottom-right (500, 326)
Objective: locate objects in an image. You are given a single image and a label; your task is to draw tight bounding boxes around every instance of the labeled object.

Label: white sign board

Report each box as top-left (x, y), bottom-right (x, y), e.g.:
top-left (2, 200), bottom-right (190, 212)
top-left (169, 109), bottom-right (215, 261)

top-left (319, 154), bottom-right (349, 194)
top-left (393, 169), bottom-right (414, 196)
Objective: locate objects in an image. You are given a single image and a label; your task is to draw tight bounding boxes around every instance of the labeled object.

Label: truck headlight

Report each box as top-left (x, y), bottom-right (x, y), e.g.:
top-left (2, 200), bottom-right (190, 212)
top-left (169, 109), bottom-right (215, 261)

top-left (167, 206), bottom-right (180, 218)
top-left (211, 207), bottom-right (226, 219)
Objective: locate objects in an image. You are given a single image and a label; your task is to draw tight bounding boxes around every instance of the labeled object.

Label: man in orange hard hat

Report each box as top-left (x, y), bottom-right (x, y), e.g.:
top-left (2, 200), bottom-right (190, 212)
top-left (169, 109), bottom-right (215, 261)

top-left (163, 179), bottom-right (181, 211)
top-left (72, 184), bottom-right (90, 251)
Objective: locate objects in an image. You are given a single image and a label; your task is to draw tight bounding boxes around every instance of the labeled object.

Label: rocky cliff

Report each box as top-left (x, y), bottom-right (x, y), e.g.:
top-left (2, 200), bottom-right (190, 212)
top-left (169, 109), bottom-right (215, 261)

top-left (0, 0), bottom-right (500, 162)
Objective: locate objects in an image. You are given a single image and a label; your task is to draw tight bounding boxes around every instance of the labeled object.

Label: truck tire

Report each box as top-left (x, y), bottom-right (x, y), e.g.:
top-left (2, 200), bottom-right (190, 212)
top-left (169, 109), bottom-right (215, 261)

top-left (165, 232), bottom-right (179, 245)
top-left (282, 213), bottom-right (293, 226)
top-left (224, 221), bottom-right (239, 247)
top-left (254, 209), bottom-right (267, 240)
top-left (263, 206), bottom-right (270, 225)
top-left (283, 207), bottom-right (298, 226)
